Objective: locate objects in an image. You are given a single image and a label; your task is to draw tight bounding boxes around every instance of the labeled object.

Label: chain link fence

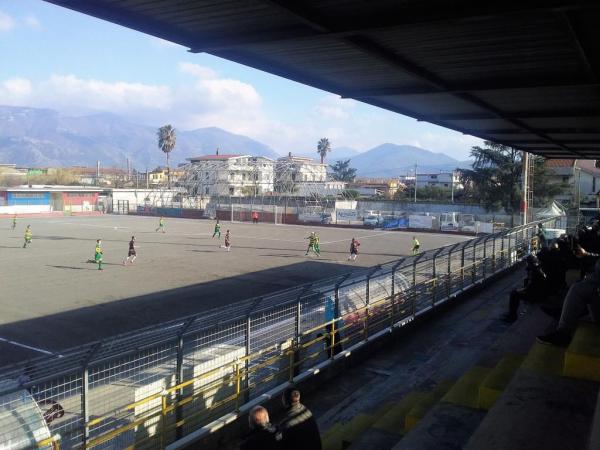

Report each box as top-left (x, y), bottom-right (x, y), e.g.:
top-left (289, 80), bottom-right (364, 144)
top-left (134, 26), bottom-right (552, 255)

top-left (0, 218), bottom-right (559, 449)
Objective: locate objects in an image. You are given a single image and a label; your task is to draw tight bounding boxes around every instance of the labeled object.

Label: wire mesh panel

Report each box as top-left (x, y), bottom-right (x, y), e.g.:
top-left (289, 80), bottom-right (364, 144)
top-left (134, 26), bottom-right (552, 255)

top-left (179, 319), bottom-right (246, 436)
top-left (32, 371), bottom-right (82, 449)
top-left (248, 302), bottom-right (297, 396)
top-left (0, 219), bottom-right (558, 449)
top-left (87, 342), bottom-right (177, 450)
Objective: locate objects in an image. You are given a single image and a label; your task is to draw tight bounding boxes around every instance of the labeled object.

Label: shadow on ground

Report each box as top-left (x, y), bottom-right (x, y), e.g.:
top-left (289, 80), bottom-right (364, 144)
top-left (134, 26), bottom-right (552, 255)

top-left (0, 260), bottom-right (356, 366)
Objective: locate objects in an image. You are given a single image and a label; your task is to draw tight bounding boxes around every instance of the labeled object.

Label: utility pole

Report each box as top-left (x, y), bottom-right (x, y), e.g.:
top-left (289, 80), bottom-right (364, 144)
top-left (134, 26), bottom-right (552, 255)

top-left (414, 163), bottom-right (417, 203)
top-left (521, 152), bottom-right (529, 225)
top-left (451, 170), bottom-right (455, 203)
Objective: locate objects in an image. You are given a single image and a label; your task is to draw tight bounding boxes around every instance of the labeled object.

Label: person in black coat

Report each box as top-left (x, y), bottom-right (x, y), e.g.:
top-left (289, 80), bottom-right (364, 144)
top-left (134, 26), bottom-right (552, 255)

top-left (502, 254), bottom-right (549, 323)
top-left (278, 388), bottom-right (322, 450)
top-left (240, 406), bottom-right (281, 450)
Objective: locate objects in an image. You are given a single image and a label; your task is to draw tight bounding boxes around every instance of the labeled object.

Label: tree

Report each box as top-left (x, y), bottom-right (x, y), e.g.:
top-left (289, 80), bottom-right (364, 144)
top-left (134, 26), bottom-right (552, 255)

top-left (330, 159), bottom-right (357, 182)
top-left (157, 125), bottom-right (176, 188)
top-left (317, 138), bottom-right (331, 164)
top-left (460, 141), bottom-right (567, 218)
top-left (531, 155), bottom-right (568, 207)
top-left (460, 141), bottom-right (522, 215)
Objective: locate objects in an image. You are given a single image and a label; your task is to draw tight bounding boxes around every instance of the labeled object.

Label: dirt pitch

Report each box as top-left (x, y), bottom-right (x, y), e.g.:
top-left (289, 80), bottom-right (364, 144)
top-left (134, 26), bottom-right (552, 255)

top-left (0, 215), bottom-right (471, 365)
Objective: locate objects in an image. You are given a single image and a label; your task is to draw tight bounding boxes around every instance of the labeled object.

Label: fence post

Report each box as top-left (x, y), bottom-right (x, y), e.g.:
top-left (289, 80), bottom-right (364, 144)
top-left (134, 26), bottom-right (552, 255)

top-left (390, 259), bottom-right (405, 327)
top-left (332, 274), bottom-right (351, 359)
top-left (365, 266), bottom-right (381, 340)
top-left (491, 234), bottom-right (496, 273)
top-left (81, 343), bottom-right (100, 450)
top-left (175, 318), bottom-right (195, 439)
top-left (244, 315), bottom-right (251, 403)
top-left (460, 245), bottom-right (466, 290)
top-left (82, 366), bottom-right (89, 449)
top-left (472, 239), bottom-right (477, 284)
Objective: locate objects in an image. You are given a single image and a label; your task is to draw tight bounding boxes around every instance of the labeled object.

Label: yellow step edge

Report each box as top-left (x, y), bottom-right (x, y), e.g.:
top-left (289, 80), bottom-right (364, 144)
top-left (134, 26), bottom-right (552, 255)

top-left (321, 423), bottom-right (345, 450)
top-left (342, 413), bottom-right (376, 446)
top-left (405, 380), bottom-right (455, 430)
top-left (442, 366), bottom-right (493, 409)
top-left (521, 342), bottom-right (565, 376)
top-left (372, 392), bottom-right (428, 434)
top-left (564, 322), bottom-right (600, 382)
top-left (478, 354), bottom-right (525, 410)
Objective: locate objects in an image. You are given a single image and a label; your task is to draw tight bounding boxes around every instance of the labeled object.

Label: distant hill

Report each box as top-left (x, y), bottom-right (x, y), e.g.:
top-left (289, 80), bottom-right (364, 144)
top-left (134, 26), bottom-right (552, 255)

top-left (339, 143), bottom-right (471, 177)
top-left (0, 105), bottom-right (278, 168)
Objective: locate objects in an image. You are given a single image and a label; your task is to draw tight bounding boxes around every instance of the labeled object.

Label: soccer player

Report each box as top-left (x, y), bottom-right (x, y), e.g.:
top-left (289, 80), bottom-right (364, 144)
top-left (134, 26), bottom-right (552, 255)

top-left (305, 232), bottom-right (320, 257)
top-left (12, 214), bottom-right (17, 230)
top-left (155, 216), bottom-right (166, 233)
top-left (23, 225), bottom-right (32, 248)
top-left (123, 236), bottom-right (137, 265)
top-left (314, 232), bottom-right (321, 256)
top-left (412, 236), bottom-right (420, 255)
top-left (220, 230), bottom-right (231, 251)
top-left (95, 239), bottom-right (103, 270)
top-left (252, 211), bottom-right (259, 224)
top-left (348, 237), bottom-right (360, 261)
top-left (212, 219), bottom-right (221, 238)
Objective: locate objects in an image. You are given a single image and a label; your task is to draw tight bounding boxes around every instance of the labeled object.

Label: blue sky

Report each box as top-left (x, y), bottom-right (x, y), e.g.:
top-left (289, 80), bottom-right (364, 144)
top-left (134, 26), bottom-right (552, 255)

top-left (0, 0), bottom-right (482, 159)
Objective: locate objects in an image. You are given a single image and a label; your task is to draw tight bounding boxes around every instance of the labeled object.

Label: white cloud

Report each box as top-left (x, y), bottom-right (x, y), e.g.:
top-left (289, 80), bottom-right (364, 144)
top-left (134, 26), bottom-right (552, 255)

top-left (24, 15), bottom-right (41, 30)
top-left (0, 63), bottom-right (482, 159)
top-left (0, 10), bottom-right (15, 32)
top-left (313, 95), bottom-right (356, 120)
top-left (149, 36), bottom-right (183, 49)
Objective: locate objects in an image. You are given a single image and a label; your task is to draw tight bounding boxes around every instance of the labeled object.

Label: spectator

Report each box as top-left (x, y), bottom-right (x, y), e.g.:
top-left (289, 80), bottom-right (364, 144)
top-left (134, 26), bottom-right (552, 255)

top-left (537, 248), bottom-right (600, 346)
top-left (240, 406), bottom-right (280, 450)
top-left (502, 255), bottom-right (548, 323)
top-left (278, 388), bottom-right (321, 450)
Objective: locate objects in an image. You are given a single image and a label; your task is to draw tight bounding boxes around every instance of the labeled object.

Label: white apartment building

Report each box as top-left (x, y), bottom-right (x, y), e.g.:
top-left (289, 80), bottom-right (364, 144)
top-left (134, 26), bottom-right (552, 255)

top-left (187, 154), bottom-right (274, 196)
top-left (275, 153), bottom-right (327, 193)
top-left (400, 171), bottom-right (462, 190)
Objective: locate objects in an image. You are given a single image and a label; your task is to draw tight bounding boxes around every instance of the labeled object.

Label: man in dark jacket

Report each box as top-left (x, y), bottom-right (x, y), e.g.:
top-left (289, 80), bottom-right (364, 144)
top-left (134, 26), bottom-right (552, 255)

top-left (278, 388), bottom-right (322, 450)
top-left (502, 254), bottom-right (548, 323)
top-left (240, 406), bottom-right (280, 450)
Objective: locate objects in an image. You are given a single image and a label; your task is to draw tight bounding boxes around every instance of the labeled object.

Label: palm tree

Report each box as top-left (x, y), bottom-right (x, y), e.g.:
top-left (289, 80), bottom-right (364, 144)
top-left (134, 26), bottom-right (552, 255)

top-left (157, 125), bottom-right (176, 188)
top-left (317, 138), bottom-right (331, 164)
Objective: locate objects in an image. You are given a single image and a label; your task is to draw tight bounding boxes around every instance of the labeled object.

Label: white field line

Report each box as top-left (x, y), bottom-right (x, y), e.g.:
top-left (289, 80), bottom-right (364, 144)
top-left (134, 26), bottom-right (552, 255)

top-left (0, 336), bottom-right (61, 356)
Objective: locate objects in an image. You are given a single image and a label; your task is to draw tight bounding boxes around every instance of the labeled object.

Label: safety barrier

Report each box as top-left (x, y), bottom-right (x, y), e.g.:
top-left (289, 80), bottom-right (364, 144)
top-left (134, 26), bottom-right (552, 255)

top-left (0, 219), bottom-right (559, 449)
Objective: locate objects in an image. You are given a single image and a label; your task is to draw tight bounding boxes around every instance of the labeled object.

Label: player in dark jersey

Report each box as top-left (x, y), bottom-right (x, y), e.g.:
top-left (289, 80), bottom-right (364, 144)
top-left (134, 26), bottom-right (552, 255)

top-left (123, 236), bottom-right (137, 265)
top-left (348, 237), bottom-right (360, 261)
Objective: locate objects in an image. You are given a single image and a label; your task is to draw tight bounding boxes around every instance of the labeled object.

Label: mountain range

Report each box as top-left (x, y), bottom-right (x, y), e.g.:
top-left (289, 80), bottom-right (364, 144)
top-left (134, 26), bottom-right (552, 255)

top-left (0, 106), bottom-right (277, 168)
top-left (0, 105), bottom-right (471, 177)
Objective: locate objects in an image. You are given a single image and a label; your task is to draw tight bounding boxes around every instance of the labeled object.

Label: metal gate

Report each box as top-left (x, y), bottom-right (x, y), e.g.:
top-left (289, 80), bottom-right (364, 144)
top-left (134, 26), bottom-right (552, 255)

top-left (116, 200), bottom-right (129, 215)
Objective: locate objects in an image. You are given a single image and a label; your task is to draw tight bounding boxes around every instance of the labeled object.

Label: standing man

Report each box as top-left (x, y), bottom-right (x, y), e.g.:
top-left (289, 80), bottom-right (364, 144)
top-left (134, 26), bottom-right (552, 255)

top-left (23, 225), bottom-right (32, 248)
top-left (212, 219), bottom-right (221, 238)
top-left (252, 211), bottom-right (259, 224)
top-left (305, 232), bottom-right (319, 257)
top-left (221, 230), bottom-right (231, 252)
top-left (12, 214), bottom-right (17, 230)
top-left (95, 239), bottom-right (103, 270)
top-left (123, 236), bottom-right (137, 265)
top-left (348, 237), bottom-right (360, 261)
top-left (411, 236), bottom-right (420, 255)
top-left (155, 216), bottom-right (166, 233)
top-left (278, 388), bottom-right (321, 450)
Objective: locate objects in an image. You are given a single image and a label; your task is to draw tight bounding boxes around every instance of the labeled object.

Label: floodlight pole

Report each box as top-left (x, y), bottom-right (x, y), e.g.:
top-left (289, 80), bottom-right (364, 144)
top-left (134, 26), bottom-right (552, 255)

top-left (414, 164), bottom-right (417, 203)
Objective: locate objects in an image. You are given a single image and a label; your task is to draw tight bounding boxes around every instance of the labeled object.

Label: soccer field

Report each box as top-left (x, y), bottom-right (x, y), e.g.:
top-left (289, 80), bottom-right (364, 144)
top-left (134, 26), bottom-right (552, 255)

top-left (0, 215), bottom-right (472, 365)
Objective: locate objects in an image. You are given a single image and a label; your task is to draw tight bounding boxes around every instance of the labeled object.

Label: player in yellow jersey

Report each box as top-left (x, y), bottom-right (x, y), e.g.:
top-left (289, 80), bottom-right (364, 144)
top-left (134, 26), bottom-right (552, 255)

top-left (95, 239), bottom-right (103, 270)
top-left (23, 225), bottom-right (32, 248)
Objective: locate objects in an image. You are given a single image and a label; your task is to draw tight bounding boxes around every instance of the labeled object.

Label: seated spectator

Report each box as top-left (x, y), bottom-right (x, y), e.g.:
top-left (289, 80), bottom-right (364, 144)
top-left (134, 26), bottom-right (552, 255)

top-left (240, 405), bottom-right (280, 450)
top-left (278, 387), bottom-right (322, 450)
top-left (538, 243), bottom-right (568, 292)
top-left (502, 254), bottom-right (548, 323)
top-left (537, 248), bottom-right (600, 346)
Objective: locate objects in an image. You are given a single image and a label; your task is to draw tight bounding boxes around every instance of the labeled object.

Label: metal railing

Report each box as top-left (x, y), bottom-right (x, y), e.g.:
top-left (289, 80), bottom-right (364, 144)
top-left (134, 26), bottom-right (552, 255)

top-left (0, 218), bottom-right (559, 449)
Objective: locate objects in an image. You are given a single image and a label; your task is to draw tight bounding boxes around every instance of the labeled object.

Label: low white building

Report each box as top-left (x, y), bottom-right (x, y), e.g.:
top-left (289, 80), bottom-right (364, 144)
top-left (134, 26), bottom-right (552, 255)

top-left (187, 154), bottom-right (275, 196)
top-left (412, 172), bottom-right (462, 190)
top-left (275, 153), bottom-right (327, 194)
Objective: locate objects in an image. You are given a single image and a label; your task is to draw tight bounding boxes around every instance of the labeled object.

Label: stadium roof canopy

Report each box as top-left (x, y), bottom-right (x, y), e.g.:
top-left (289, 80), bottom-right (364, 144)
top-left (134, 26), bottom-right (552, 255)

top-left (45, 0), bottom-right (600, 159)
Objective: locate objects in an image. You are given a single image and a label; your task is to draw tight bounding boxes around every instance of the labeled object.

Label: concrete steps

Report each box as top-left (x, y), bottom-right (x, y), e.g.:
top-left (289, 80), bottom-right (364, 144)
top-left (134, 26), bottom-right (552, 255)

top-left (466, 321), bottom-right (600, 450)
top-left (478, 354), bottom-right (525, 410)
top-left (564, 322), bottom-right (600, 382)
